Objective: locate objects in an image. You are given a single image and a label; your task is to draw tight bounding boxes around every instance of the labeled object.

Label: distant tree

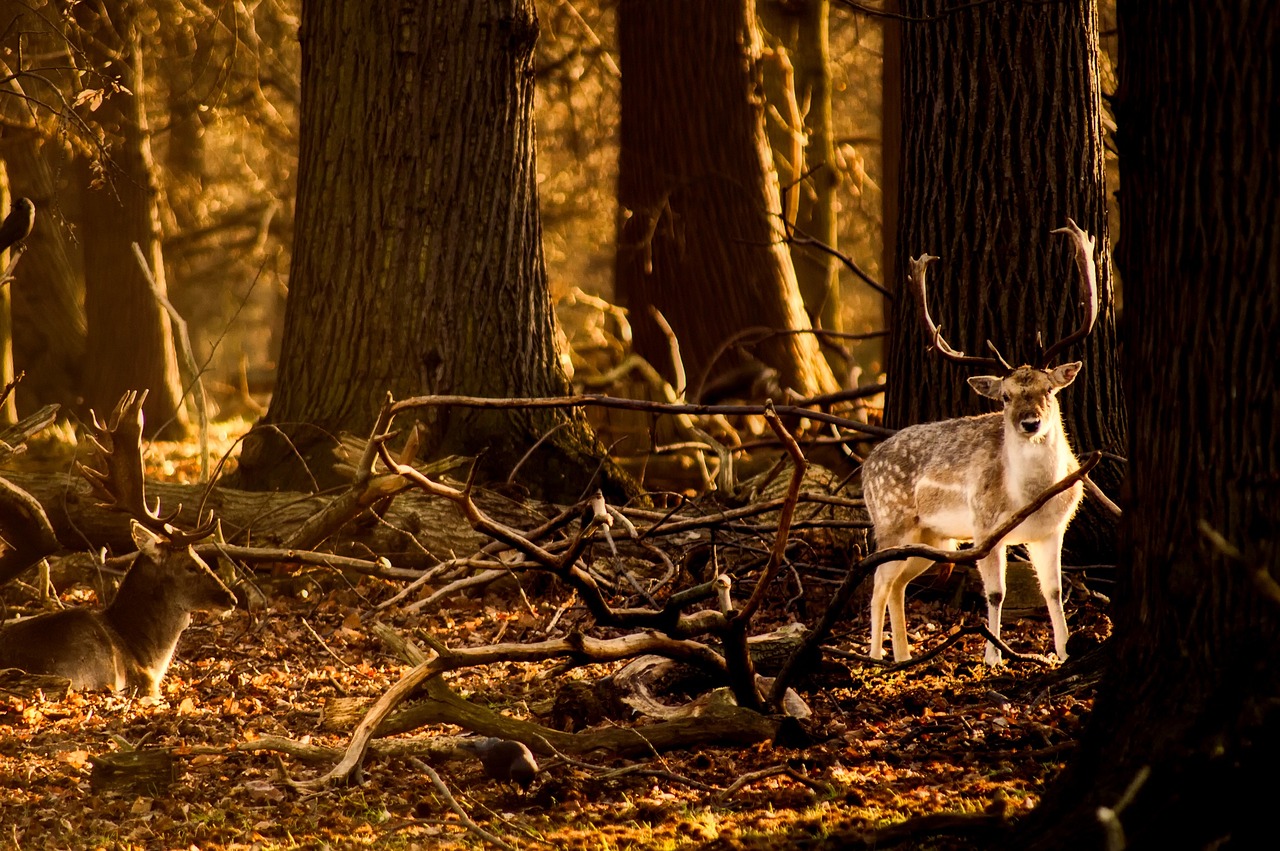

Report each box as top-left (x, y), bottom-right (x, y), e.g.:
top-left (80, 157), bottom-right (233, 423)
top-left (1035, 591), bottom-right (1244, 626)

top-left (758, 0), bottom-right (844, 371)
top-left (149, 0), bottom-right (300, 389)
top-left (0, 174), bottom-right (19, 423)
top-left (615, 0), bottom-right (840, 402)
top-left (0, 3), bottom-right (93, 417)
top-left (3, 0), bottom-right (189, 437)
top-left (0, 136), bottom-right (87, 417)
top-left (885, 0), bottom-right (1123, 561)
top-left (232, 0), bottom-right (629, 501)
top-left (72, 0), bottom-right (188, 438)
top-left (1, 0), bottom-right (296, 423)
top-left (1017, 4), bottom-right (1279, 848)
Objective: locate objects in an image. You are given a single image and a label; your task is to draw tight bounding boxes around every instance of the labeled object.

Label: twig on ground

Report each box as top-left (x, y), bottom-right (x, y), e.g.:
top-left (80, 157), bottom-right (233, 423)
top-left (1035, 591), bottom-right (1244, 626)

top-left (301, 618), bottom-right (375, 678)
top-left (826, 624), bottom-right (1049, 670)
top-left (408, 757), bottom-right (518, 851)
top-left (715, 763), bottom-right (832, 801)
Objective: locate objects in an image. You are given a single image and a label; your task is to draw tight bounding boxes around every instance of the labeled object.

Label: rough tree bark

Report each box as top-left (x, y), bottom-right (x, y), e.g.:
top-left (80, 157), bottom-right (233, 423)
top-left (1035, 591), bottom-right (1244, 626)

top-left (615, 0), bottom-right (840, 401)
top-left (76, 3), bottom-right (187, 439)
top-left (232, 1), bottom-right (628, 502)
top-left (886, 0), bottom-right (1124, 562)
top-left (1018, 4), bottom-right (1280, 848)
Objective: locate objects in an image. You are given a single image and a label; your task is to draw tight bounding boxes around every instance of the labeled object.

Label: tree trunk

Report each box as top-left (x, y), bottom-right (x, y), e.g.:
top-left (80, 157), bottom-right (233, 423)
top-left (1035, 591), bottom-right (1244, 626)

top-left (0, 134), bottom-right (87, 416)
top-left (886, 0), bottom-right (1123, 562)
top-left (879, 2), bottom-right (901, 363)
top-left (78, 9), bottom-right (187, 439)
top-left (615, 0), bottom-right (840, 402)
top-left (1019, 4), bottom-right (1280, 848)
top-left (758, 0), bottom-right (845, 376)
top-left (0, 172), bottom-right (19, 422)
top-left (232, 0), bottom-right (629, 503)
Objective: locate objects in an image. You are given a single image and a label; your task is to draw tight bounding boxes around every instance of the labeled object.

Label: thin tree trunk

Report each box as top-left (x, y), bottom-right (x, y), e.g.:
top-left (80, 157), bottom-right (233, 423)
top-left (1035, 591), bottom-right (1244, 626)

top-left (1020, 4), bottom-right (1280, 848)
top-left (880, 0), bottom-right (901, 379)
top-left (616, 0), bottom-right (839, 401)
top-left (887, 0), bottom-right (1123, 561)
top-left (759, 0), bottom-right (844, 375)
top-left (0, 171), bottom-right (18, 422)
top-left (233, 1), bottom-right (630, 502)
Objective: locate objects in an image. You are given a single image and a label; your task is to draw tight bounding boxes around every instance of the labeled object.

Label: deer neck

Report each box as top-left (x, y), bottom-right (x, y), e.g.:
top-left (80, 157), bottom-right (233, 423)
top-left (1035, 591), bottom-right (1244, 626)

top-left (101, 564), bottom-right (191, 683)
top-left (1001, 407), bottom-right (1071, 488)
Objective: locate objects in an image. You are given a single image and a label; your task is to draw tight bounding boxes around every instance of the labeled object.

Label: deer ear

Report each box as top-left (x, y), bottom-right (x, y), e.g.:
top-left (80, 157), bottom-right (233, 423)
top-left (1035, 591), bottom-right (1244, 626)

top-left (1051, 361), bottom-right (1083, 388)
top-left (130, 520), bottom-right (163, 559)
top-left (967, 376), bottom-right (1004, 400)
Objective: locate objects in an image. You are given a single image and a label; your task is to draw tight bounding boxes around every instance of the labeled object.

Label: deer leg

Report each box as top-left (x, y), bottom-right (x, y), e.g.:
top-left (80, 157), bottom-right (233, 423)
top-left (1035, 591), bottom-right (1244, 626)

top-left (869, 525), bottom-right (912, 661)
top-left (1026, 536), bottom-right (1070, 660)
top-left (871, 546), bottom-right (934, 662)
top-left (869, 563), bottom-right (894, 661)
top-left (976, 544), bottom-right (1008, 665)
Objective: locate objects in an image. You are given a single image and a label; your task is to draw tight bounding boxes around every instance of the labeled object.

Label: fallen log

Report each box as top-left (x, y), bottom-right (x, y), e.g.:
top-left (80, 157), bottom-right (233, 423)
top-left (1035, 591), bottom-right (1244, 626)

top-left (0, 469), bottom-right (527, 570)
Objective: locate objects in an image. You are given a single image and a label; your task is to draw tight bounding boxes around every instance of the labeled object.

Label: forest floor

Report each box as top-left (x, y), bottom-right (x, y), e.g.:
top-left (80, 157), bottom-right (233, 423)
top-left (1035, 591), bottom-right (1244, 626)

top-left (0, 425), bottom-right (1112, 851)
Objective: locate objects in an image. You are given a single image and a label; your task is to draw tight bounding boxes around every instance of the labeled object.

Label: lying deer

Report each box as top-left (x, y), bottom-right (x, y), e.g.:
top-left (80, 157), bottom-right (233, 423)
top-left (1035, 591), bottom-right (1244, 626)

top-left (0, 521), bottom-right (235, 697)
top-left (0, 391), bottom-right (236, 697)
top-left (863, 221), bottom-right (1099, 665)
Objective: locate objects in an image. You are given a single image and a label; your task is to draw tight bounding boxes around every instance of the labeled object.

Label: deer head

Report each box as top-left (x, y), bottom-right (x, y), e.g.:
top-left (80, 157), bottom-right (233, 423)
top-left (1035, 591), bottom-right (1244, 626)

top-left (967, 362), bottom-right (1081, 442)
top-left (908, 219), bottom-right (1097, 442)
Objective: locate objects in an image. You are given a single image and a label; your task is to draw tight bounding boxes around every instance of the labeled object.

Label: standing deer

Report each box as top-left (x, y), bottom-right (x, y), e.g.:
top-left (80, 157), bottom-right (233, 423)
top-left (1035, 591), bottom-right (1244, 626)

top-left (862, 221), bottom-right (1099, 664)
top-left (0, 392), bottom-right (236, 697)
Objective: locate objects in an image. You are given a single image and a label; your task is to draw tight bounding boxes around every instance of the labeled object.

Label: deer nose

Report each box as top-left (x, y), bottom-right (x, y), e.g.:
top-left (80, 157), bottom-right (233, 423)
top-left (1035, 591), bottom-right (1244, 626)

top-left (1020, 418), bottom-right (1041, 435)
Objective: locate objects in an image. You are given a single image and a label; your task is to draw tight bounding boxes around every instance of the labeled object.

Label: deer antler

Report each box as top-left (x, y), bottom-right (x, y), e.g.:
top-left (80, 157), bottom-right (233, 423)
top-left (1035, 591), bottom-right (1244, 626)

top-left (909, 254), bottom-right (1009, 371)
top-left (1040, 218), bottom-right (1099, 367)
top-left (77, 390), bottom-right (215, 547)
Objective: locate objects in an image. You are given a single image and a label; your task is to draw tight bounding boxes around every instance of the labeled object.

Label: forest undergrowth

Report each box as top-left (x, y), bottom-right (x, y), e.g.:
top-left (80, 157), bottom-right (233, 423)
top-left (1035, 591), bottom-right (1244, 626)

top-left (0, 425), bottom-right (1112, 851)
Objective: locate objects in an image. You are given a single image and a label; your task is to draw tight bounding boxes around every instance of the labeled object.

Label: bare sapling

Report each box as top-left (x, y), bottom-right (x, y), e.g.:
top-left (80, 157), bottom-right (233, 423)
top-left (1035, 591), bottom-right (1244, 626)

top-left (862, 220), bottom-right (1099, 664)
top-left (0, 391), bottom-right (236, 697)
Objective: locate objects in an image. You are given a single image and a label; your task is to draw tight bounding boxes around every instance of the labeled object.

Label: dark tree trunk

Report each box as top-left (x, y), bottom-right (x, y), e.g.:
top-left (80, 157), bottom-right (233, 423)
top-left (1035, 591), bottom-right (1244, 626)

top-left (880, 2), bottom-right (901, 374)
top-left (77, 8), bottom-right (187, 439)
top-left (1018, 4), bottom-right (1280, 848)
top-left (759, 0), bottom-right (845, 374)
top-left (233, 0), bottom-right (629, 503)
top-left (887, 0), bottom-right (1123, 561)
top-left (615, 0), bottom-right (839, 402)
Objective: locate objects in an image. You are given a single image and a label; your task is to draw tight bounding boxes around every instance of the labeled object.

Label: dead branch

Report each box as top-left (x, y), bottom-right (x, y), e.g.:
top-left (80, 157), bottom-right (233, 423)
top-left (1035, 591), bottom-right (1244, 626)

top-left (718, 402), bottom-right (810, 709)
top-left (202, 543), bottom-right (421, 581)
top-left (715, 764), bottom-right (833, 802)
top-left (238, 734), bottom-right (464, 764)
top-left (738, 403), bottom-right (807, 622)
top-left (389, 391), bottom-right (894, 439)
top-left (407, 757), bottom-right (518, 851)
top-left (307, 630), bottom-right (775, 787)
top-left (0, 474), bottom-right (60, 586)
top-left (829, 624), bottom-right (1053, 671)
top-left (376, 443), bottom-right (734, 636)
top-left (1084, 474), bottom-right (1123, 517)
